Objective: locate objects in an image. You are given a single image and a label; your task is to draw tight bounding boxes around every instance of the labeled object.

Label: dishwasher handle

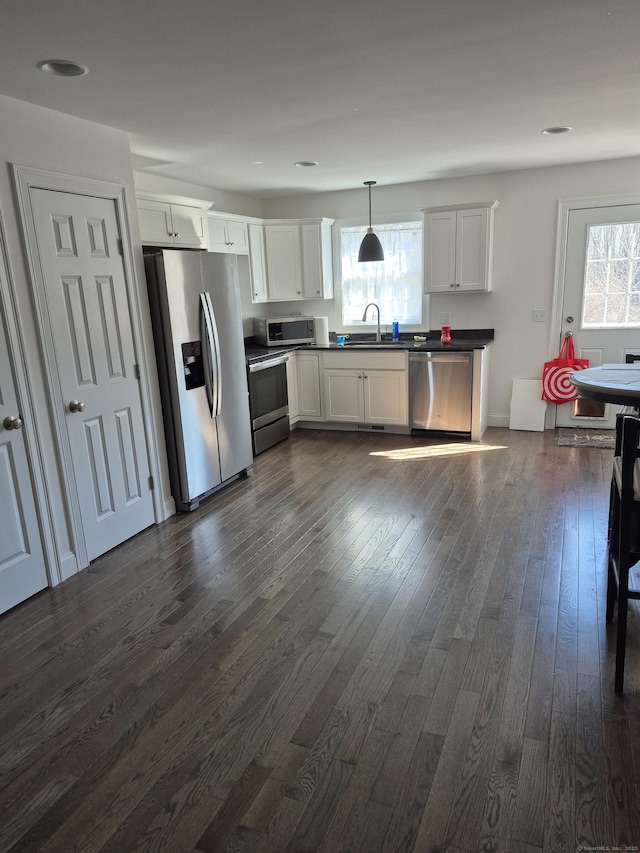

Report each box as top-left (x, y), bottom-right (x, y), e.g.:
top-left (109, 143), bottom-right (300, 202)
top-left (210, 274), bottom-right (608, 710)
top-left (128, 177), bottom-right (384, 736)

top-left (409, 351), bottom-right (472, 363)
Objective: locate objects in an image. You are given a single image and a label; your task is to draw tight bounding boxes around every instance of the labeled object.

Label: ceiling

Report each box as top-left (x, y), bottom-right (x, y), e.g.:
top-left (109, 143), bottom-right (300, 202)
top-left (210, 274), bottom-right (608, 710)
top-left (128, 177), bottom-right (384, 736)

top-left (1, 0), bottom-right (639, 199)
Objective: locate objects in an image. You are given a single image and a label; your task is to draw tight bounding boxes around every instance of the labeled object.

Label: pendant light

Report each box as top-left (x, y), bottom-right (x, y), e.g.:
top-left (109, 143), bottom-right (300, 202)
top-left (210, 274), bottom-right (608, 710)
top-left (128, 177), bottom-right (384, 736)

top-left (358, 181), bottom-right (384, 262)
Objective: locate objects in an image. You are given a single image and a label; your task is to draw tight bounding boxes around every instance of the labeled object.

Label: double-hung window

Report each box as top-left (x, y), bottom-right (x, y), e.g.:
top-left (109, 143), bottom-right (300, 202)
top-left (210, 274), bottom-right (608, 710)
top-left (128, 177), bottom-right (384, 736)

top-left (340, 220), bottom-right (423, 327)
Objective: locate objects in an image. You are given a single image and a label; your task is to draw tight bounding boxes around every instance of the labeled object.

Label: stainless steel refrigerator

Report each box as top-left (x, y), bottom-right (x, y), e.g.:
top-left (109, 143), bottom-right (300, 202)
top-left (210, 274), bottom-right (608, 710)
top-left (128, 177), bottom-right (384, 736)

top-left (143, 248), bottom-right (253, 511)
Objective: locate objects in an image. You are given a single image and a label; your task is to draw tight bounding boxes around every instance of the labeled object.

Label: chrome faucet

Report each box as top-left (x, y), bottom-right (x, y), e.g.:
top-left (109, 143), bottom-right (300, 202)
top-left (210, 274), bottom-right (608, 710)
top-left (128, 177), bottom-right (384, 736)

top-left (362, 302), bottom-right (381, 342)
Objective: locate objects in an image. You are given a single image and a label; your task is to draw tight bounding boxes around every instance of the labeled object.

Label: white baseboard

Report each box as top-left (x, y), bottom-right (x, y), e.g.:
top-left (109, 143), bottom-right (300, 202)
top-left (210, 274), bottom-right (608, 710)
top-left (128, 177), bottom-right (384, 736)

top-left (161, 496), bottom-right (176, 519)
top-left (59, 551), bottom-right (81, 582)
top-left (488, 413), bottom-right (510, 428)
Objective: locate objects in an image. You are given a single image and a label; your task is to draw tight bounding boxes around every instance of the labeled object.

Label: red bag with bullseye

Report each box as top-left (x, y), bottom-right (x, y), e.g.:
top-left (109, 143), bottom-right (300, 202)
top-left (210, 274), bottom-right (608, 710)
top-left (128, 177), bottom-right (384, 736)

top-left (541, 336), bottom-right (589, 403)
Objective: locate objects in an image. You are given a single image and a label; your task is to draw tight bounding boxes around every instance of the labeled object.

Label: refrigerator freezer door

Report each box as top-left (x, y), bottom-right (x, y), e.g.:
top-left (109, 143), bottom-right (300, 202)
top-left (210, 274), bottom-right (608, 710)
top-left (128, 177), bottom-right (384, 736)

top-left (201, 253), bottom-right (253, 481)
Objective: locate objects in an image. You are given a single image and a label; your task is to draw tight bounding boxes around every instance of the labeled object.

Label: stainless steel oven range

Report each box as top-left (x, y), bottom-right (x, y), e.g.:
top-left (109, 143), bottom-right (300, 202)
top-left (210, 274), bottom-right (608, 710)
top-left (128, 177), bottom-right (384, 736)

top-left (247, 353), bottom-right (290, 455)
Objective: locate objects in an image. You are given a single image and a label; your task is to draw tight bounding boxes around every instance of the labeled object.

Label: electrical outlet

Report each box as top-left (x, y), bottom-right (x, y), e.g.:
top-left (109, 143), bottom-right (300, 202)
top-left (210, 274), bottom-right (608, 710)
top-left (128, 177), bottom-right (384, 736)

top-left (437, 312), bottom-right (451, 325)
top-left (532, 309), bottom-right (546, 322)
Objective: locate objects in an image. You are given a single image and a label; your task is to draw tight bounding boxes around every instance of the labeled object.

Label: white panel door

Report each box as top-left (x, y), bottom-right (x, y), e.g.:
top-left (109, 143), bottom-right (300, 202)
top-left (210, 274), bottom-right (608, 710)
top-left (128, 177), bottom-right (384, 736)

top-left (31, 189), bottom-right (155, 560)
top-left (0, 304), bottom-right (48, 615)
top-left (556, 203), bottom-right (640, 429)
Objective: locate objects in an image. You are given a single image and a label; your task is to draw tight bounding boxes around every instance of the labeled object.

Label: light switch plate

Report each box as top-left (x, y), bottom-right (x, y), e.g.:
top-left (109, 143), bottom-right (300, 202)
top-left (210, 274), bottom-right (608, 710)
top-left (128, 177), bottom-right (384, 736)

top-left (532, 309), bottom-right (546, 322)
top-left (438, 312), bottom-right (451, 325)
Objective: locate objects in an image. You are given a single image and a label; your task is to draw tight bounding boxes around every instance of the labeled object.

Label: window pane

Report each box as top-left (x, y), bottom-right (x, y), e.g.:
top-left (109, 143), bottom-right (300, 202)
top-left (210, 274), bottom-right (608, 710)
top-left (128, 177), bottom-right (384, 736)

top-left (582, 222), bottom-right (640, 327)
top-left (341, 222), bottom-right (423, 325)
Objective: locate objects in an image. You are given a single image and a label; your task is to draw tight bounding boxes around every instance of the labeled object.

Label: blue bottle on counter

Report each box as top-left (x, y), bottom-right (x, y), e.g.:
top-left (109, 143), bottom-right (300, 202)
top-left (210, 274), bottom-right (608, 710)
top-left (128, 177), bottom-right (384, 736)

top-left (392, 320), bottom-right (399, 341)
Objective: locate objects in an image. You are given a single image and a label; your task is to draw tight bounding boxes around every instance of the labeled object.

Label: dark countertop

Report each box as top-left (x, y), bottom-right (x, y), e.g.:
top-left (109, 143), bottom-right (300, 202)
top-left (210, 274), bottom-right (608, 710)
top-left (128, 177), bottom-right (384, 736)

top-left (245, 329), bottom-right (494, 364)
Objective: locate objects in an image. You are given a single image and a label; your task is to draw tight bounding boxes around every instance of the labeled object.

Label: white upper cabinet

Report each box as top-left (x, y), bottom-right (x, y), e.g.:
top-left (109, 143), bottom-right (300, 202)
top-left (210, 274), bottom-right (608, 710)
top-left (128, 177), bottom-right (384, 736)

top-left (247, 223), bottom-right (267, 303)
top-left (264, 223), bottom-right (304, 301)
top-left (301, 220), bottom-right (334, 300)
top-left (137, 197), bottom-right (210, 248)
top-left (423, 201), bottom-right (498, 293)
top-left (208, 214), bottom-right (250, 254)
top-left (264, 218), bottom-right (334, 302)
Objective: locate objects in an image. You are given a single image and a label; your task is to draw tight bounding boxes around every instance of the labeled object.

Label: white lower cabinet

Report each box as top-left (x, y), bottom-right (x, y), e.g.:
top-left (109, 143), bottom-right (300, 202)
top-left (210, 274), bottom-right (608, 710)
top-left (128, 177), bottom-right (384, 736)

top-left (324, 369), bottom-right (362, 421)
top-left (286, 354), bottom-right (299, 422)
top-left (290, 347), bottom-right (486, 438)
top-left (363, 370), bottom-right (408, 424)
top-left (322, 351), bottom-right (408, 426)
top-left (296, 353), bottom-right (323, 419)
top-left (324, 369), bottom-right (407, 425)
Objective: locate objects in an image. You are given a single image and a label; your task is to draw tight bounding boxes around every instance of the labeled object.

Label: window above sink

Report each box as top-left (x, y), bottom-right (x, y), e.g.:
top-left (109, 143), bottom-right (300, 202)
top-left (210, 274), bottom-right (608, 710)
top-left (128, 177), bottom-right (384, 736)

top-left (339, 220), bottom-right (423, 327)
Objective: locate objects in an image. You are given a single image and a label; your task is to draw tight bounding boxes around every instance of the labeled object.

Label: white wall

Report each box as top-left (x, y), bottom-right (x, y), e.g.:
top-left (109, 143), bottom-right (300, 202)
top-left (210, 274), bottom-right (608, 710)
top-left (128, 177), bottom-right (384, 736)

top-left (262, 158), bottom-right (640, 425)
top-left (133, 172), bottom-right (263, 218)
top-left (0, 94), bottom-right (168, 579)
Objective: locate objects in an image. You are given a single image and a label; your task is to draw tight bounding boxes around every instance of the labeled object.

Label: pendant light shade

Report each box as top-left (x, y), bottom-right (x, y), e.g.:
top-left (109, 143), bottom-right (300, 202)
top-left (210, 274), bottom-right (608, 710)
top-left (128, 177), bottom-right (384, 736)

top-left (358, 181), bottom-right (384, 262)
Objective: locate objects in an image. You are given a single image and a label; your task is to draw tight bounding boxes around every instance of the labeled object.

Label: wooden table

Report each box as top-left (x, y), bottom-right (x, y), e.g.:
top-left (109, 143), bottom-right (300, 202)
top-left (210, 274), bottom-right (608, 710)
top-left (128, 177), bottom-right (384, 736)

top-left (570, 364), bottom-right (640, 407)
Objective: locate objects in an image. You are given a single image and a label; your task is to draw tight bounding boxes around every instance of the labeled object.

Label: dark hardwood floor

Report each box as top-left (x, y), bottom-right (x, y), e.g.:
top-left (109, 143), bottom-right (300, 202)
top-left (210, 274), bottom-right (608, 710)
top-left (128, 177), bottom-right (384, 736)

top-left (1, 427), bottom-right (639, 852)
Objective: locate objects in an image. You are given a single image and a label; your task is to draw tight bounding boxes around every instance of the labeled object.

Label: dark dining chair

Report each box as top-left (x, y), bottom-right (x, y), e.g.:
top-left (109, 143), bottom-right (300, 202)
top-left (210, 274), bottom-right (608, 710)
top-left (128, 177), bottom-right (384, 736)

top-left (606, 413), bottom-right (640, 692)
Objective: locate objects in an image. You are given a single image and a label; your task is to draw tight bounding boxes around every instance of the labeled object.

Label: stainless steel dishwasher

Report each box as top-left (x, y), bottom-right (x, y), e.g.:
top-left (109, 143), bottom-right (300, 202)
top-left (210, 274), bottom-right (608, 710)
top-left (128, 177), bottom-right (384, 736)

top-left (409, 351), bottom-right (473, 434)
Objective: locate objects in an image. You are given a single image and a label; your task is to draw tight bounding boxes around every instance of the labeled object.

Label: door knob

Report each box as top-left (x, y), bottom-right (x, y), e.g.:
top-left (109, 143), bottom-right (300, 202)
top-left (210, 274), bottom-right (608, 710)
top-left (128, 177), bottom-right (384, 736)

top-left (68, 400), bottom-right (86, 413)
top-left (3, 415), bottom-right (23, 430)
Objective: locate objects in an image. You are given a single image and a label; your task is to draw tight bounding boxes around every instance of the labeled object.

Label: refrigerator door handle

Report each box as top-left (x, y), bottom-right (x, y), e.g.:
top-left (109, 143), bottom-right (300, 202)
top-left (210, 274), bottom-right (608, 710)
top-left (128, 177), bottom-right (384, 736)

top-left (199, 292), bottom-right (222, 417)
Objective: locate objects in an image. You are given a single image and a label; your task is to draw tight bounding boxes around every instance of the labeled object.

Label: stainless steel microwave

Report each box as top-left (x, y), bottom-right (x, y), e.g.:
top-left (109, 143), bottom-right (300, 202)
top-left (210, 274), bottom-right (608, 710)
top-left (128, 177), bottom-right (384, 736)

top-left (253, 316), bottom-right (315, 346)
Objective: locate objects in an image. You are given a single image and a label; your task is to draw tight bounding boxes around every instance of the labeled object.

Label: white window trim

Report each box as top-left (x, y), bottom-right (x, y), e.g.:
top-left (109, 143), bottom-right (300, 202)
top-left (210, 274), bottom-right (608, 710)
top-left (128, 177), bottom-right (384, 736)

top-left (332, 212), bottom-right (429, 334)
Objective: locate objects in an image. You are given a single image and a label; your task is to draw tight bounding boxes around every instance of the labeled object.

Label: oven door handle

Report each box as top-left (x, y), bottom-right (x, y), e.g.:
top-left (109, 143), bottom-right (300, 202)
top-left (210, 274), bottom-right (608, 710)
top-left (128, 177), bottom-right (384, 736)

top-left (199, 292), bottom-right (222, 417)
top-left (249, 355), bottom-right (290, 373)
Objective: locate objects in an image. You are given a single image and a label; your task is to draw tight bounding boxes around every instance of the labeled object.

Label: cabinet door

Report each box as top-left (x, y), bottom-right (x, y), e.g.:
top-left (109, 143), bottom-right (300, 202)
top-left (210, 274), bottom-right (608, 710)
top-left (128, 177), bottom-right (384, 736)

top-left (286, 354), bottom-right (299, 422)
top-left (297, 354), bottom-right (323, 419)
top-left (324, 369), bottom-right (363, 422)
top-left (424, 210), bottom-right (456, 292)
top-left (456, 207), bottom-right (487, 291)
top-left (226, 220), bottom-right (249, 254)
top-left (264, 225), bottom-right (303, 301)
top-left (169, 204), bottom-right (208, 248)
top-left (364, 370), bottom-right (408, 425)
top-left (248, 223), bottom-right (267, 303)
top-left (208, 218), bottom-right (231, 252)
top-left (301, 222), bottom-right (334, 299)
top-left (302, 222), bottom-right (328, 299)
top-left (137, 199), bottom-right (174, 244)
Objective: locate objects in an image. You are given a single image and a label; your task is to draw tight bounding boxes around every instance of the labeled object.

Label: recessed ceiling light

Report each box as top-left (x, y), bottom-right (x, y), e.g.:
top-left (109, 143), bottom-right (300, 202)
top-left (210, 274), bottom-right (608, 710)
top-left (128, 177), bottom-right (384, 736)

top-left (541, 126), bottom-right (573, 135)
top-left (37, 59), bottom-right (88, 77)
top-left (294, 161), bottom-right (318, 168)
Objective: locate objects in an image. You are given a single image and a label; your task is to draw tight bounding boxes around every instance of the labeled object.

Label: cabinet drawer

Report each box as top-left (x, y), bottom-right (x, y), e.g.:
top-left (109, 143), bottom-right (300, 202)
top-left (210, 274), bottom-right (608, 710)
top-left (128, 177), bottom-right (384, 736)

top-left (322, 350), bottom-right (406, 370)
